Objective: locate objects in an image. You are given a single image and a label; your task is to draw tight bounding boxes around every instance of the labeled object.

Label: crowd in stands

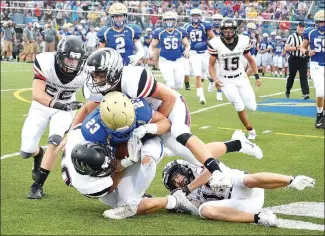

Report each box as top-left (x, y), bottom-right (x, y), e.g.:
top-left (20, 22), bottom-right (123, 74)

top-left (1, 0), bottom-right (314, 62)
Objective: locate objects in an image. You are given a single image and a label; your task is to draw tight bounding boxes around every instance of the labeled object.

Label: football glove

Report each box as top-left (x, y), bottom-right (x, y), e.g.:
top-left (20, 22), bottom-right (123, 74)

top-left (53, 101), bottom-right (84, 111)
top-left (127, 136), bottom-right (142, 163)
top-left (128, 54), bottom-right (142, 66)
top-left (209, 170), bottom-right (232, 193)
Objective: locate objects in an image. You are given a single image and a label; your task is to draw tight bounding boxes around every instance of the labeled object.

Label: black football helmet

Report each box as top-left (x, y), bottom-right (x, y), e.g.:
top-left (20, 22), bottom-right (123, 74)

top-left (71, 142), bottom-right (117, 177)
top-left (56, 35), bottom-right (87, 79)
top-left (162, 160), bottom-right (195, 192)
top-left (85, 48), bottom-right (124, 95)
top-left (220, 18), bottom-right (238, 40)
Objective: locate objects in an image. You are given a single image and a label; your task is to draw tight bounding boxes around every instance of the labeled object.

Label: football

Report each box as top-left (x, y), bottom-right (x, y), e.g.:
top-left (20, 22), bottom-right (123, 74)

top-left (114, 142), bottom-right (129, 160)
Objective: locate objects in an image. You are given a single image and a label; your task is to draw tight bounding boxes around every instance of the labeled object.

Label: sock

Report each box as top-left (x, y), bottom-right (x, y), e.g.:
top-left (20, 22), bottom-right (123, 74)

top-left (254, 213), bottom-right (260, 223)
top-left (166, 195), bottom-right (177, 209)
top-left (316, 107), bottom-right (323, 114)
top-left (37, 168), bottom-right (50, 187)
top-left (217, 89), bottom-right (222, 93)
top-left (204, 158), bottom-right (221, 173)
top-left (34, 147), bottom-right (44, 159)
top-left (224, 140), bottom-right (242, 153)
top-left (185, 82), bottom-right (190, 87)
top-left (197, 87), bottom-right (203, 97)
top-left (208, 77), bottom-right (213, 82)
top-left (130, 157), bottom-right (157, 206)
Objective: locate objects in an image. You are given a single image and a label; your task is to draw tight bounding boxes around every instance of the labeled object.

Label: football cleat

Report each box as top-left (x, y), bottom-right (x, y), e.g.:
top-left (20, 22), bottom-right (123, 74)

top-left (103, 204), bottom-right (137, 219)
top-left (27, 183), bottom-right (44, 199)
top-left (216, 91), bottom-right (223, 101)
top-left (285, 91), bottom-right (290, 98)
top-left (199, 97), bottom-right (206, 105)
top-left (172, 190), bottom-right (199, 215)
top-left (247, 129), bottom-right (257, 140)
top-left (208, 81), bottom-right (214, 92)
top-left (315, 116), bottom-right (325, 129)
top-left (302, 94), bottom-right (310, 100)
top-left (257, 211), bottom-right (278, 227)
top-left (287, 175), bottom-right (315, 191)
top-left (231, 130), bottom-right (263, 159)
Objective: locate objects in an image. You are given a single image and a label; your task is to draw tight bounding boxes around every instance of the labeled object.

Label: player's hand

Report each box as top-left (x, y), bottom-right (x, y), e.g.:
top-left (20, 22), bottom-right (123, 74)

top-left (53, 101), bottom-right (84, 111)
top-left (214, 79), bottom-right (223, 90)
top-left (127, 136), bottom-right (142, 163)
top-left (132, 126), bottom-right (147, 140)
top-left (308, 50), bottom-right (316, 57)
top-left (255, 79), bottom-right (262, 87)
top-left (53, 135), bottom-right (68, 155)
top-left (209, 170), bottom-right (232, 193)
top-left (148, 48), bottom-right (156, 58)
top-left (183, 48), bottom-right (190, 58)
top-left (128, 54), bottom-right (142, 66)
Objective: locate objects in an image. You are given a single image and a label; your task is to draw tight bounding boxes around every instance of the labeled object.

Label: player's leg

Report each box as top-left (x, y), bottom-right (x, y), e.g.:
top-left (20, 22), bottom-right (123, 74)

top-left (273, 55), bottom-right (278, 77)
top-left (190, 52), bottom-right (205, 104)
top-left (174, 59), bottom-right (185, 90)
top-left (159, 57), bottom-right (175, 89)
top-left (28, 109), bottom-right (76, 199)
top-left (20, 101), bottom-right (50, 184)
top-left (286, 57), bottom-right (299, 98)
top-left (183, 57), bottom-right (191, 90)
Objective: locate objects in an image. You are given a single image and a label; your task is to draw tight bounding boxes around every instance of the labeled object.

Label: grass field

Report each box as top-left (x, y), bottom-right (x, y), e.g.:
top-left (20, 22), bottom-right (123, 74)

top-left (1, 62), bottom-right (324, 235)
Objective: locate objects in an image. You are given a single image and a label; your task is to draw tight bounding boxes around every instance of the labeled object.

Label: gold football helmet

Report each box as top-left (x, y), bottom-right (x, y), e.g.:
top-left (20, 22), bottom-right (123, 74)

top-left (100, 91), bottom-right (135, 131)
top-left (108, 3), bottom-right (128, 28)
top-left (314, 10), bottom-right (324, 22)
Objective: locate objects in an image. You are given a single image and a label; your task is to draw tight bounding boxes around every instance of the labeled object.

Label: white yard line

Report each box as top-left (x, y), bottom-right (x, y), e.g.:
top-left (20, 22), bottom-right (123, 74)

top-left (260, 86), bottom-right (314, 98)
top-left (1, 88), bottom-right (31, 92)
top-left (1, 146), bottom-right (47, 160)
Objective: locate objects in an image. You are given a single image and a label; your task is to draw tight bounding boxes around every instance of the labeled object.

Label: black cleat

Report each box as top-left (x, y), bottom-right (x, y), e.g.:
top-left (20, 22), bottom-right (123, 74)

top-left (32, 147), bottom-right (44, 181)
top-left (302, 94), bottom-right (310, 100)
top-left (285, 91), bottom-right (290, 98)
top-left (185, 82), bottom-right (190, 90)
top-left (315, 116), bottom-right (325, 129)
top-left (27, 183), bottom-right (44, 199)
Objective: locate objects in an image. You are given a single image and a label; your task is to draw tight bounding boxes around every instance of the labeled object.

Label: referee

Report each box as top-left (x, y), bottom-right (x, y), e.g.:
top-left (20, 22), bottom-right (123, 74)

top-left (284, 21), bottom-right (310, 100)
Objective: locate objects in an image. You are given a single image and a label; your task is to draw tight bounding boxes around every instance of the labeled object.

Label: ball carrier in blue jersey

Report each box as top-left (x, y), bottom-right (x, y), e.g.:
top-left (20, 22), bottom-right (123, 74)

top-left (301, 10), bottom-right (325, 129)
top-left (208, 13), bottom-right (224, 101)
top-left (185, 8), bottom-right (217, 104)
top-left (149, 11), bottom-right (190, 90)
top-left (97, 2), bottom-right (144, 66)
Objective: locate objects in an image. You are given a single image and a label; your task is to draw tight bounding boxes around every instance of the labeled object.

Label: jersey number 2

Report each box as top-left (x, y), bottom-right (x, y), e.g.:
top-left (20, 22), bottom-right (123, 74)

top-left (224, 57), bottom-right (239, 71)
top-left (116, 37), bottom-right (126, 53)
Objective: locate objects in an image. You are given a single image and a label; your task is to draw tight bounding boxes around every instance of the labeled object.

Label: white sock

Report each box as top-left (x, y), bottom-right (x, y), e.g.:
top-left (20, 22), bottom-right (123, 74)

top-left (166, 195), bottom-right (177, 209)
top-left (197, 87), bottom-right (204, 97)
top-left (130, 156), bottom-right (157, 206)
top-left (317, 107), bottom-right (323, 114)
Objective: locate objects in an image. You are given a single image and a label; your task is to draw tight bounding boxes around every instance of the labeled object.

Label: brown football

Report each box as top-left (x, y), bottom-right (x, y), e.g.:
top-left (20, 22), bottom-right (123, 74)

top-left (114, 142), bottom-right (128, 160)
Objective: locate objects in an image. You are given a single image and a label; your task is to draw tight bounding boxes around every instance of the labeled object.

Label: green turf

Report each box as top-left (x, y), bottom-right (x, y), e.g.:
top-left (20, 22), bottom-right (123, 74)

top-left (1, 62), bottom-right (324, 235)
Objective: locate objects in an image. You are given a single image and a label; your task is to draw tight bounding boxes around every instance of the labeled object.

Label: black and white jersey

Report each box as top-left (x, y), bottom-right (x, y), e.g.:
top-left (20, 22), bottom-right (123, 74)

top-left (33, 52), bottom-right (85, 103)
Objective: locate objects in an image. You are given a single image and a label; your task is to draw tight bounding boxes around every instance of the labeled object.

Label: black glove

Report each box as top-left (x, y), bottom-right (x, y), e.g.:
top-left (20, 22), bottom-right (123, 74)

top-left (53, 101), bottom-right (84, 111)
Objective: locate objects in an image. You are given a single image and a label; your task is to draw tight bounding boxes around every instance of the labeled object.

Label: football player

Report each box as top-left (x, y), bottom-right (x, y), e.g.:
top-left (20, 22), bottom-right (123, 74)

top-left (184, 8), bottom-right (216, 104)
top-left (208, 13), bottom-right (224, 101)
top-left (143, 28), bottom-right (153, 69)
top-left (62, 92), bottom-right (168, 218)
top-left (300, 10), bottom-right (325, 129)
top-left (97, 2), bottom-right (144, 66)
top-left (21, 36), bottom-right (87, 199)
top-left (269, 31), bottom-right (277, 76)
top-left (208, 19), bottom-right (261, 140)
top-left (256, 33), bottom-right (270, 76)
top-left (271, 35), bottom-right (285, 77)
top-left (56, 48), bottom-right (244, 198)
top-left (102, 129), bottom-right (263, 219)
top-left (149, 11), bottom-right (190, 90)
top-left (160, 158), bottom-right (315, 225)
top-left (243, 22), bottom-right (259, 77)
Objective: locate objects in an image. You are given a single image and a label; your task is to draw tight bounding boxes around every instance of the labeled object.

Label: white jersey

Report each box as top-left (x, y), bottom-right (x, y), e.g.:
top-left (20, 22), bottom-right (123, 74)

top-left (186, 162), bottom-right (233, 206)
top-left (33, 52), bottom-right (85, 103)
top-left (208, 35), bottom-right (251, 77)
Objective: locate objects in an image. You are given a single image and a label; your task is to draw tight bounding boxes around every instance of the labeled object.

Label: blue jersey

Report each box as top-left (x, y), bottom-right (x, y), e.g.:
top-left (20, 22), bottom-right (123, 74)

top-left (143, 34), bottom-right (153, 47)
top-left (185, 22), bottom-right (212, 53)
top-left (97, 24), bottom-right (142, 65)
top-left (272, 41), bottom-right (284, 55)
top-left (75, 31), bottom-right (86, 42)
top-left (212, 29), bottom-right (222, 37)
top-left (81, 98), bottom-right (153, 147)
top-left (243, 31), bottom-right (258, 55)
top-left (258, 39), bottom-right (269, 51)
top-left (59, 30), bottom-right (72, 37)
top-left (304, 29), bottom-right (325, 66)
top-left (153, 27), bottom-right (187, 61)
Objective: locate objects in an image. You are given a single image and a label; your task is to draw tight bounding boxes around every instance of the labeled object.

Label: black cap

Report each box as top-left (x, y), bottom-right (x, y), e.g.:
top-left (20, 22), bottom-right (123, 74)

top-left (298, 21), bottom-right (306, 27)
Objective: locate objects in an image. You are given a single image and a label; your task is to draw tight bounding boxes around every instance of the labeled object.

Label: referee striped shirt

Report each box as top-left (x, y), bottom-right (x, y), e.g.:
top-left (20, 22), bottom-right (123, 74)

top-left (286, 32), bottom-right (304, 57)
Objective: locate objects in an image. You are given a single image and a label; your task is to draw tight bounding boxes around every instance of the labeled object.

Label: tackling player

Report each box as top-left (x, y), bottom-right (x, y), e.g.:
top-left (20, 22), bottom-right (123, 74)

top-left (185, 8), bottom-right (216, 104)
top-left (21, 36), bottom-right (87, 199)
top-left (149, 11), bottom-right (190, 90)
top-left (208, 19), bottom-right (261, 140)
top-left (97, 2), bottom-right (144, 66)
top-left (300, 10), bottom-right (325, 129)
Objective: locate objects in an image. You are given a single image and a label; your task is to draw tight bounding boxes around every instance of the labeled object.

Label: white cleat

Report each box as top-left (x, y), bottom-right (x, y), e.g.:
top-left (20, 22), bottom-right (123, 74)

top-left (257, 211), bottom-right (278, 227)
top-left (247, 129), bottom-right (257, 140)
top-left (199, 97), bottom-right (206, 105)
top-left (287, 175), bottom-right (316, 191)
top-left (216, 91), bottom-right (223, 101)
top-left (172, 190), bottom-right (199, 216)
top-left (103, 204), bottom-right (137, 220)
top-left (208, 81), bottom-right (214, 92)
top-left (231, 130), bottom-right (263, 159)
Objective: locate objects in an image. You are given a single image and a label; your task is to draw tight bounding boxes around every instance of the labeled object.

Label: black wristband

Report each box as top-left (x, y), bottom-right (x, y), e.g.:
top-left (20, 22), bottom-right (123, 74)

top-left (48, 98), bottom-right (54, 107)
top-left (182, 185), bottom-right (191, 196)
top-left (305, 50), bottom-right (309, 56)
top-left (53, 102), bottom-right (67, 110)
top-left (254, 213), bottom-right (260, 223)
top-left (254, 74), bottom-right (260, 80)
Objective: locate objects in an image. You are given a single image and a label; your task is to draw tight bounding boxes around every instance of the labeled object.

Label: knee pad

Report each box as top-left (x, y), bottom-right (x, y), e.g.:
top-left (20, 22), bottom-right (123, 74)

top-left (176, 133), bottom-right (193, 146)
top-left (234, 102), bottom-right (245, 112)
top-left (48, 134), bottom-right (62, 146)
top-left (171, 124), bottom-right (190, 140)
top-left (20, 150), bottom-right (34, 159)
top-left (246, 103), bottom-right (257, 112)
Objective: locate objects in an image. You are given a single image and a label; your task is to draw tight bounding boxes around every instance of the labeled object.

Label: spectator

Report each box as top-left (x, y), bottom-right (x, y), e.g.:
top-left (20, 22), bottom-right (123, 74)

top-left (279, 16), bottom-right (291, 37)
top-left (2, 8), bottom-right (11, 21)
top-left (43, 21), bottom-right (58, 52)
top-left (305, 13), bottom-right (314, 28)
top-left (1, 20), bottom-right (16, 61)
top-left (34, 4), bottom-right (41, 21)
top-left (55, 3), bottom-right (64, 27)
top-left (44, 5), bottom-right (53, 22)
top-left (86, 26), bottom-right (97, 56)
top-left (297, 0), bottom-right (307, 14)
top-left (177, 2), bottom-right (186, 15)
top-left (150, 10), bottom-right (159, 29)
top-left (21, 22), bottom-right (34, 62)
top-left (72, 2), bottom-right (79, 25)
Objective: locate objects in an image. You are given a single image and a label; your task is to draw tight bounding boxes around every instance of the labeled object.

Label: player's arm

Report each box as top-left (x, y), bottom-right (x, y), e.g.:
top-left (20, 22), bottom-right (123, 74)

top-left (70, 101), bottom-right (99, 129)
top-left (149, 111), bottom-right (171, 135)
top-left (207, 29), bottom-right (216, 39)
top-left (207, 43), bottom-right (222, 89)
top-left (182, 37), bottom-right (190, 58)
top-left (151, 82), bottom-right (177, 118)
top-left (97, 26), bottom-right (107, 48)
top-left (129, 39), bottom-right (145, 65)
top-left (149, 28), bottom-right (160, 58)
